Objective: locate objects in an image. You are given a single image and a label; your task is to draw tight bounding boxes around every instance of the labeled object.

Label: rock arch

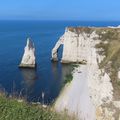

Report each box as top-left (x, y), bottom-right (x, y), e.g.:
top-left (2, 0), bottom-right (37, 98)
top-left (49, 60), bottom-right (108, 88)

top-left (51, 36), bottom-right (64, 61)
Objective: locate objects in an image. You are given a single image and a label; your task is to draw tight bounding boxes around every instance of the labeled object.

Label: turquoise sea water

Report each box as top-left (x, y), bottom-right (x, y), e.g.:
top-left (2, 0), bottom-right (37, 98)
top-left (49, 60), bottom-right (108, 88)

top-left (0, 20), bottom-right (120, 104)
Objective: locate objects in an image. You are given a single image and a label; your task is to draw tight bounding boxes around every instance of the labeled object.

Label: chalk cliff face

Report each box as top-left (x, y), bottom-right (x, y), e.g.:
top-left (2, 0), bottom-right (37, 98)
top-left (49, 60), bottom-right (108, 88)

top-left (54, 27), bottom-right (120, 120)
top-left (61, 29), bottom-right (80, 63)
top-left (52, 27), bottom-right (98, 63)
top-left (51, 35), bottom-right (64, 61)
top-left (19, 38), bottom-right (36, 68)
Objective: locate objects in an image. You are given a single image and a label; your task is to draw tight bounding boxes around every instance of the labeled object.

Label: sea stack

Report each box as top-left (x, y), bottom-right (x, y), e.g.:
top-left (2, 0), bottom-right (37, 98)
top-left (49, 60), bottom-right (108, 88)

top-left (19, 38), bottom-right (36, 68)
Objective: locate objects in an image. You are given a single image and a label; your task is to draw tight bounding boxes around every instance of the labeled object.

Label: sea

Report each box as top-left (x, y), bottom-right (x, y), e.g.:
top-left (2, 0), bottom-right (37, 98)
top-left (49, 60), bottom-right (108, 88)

top-left (0, 20), bottom-right (120, 104)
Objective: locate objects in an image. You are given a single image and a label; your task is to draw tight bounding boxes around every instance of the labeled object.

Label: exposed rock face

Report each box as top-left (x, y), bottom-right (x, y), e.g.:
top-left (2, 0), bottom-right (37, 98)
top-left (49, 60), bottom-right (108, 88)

top-left (52, 28), bottom-right (80, 63)
top-left (52, 27), bottom-right (97, 63)
top-left (55, 65), bottom-right (96, 120)
top-left (51, 36), bottom-right (64, 61)
top-left (61, 29), bottom-right (81, 63)
top-left (19, 38), bottom-right (36, 68)
top-left (54, 27), bottom-right (120, 120)
top-left (118, 71), bottom-right (120, 79)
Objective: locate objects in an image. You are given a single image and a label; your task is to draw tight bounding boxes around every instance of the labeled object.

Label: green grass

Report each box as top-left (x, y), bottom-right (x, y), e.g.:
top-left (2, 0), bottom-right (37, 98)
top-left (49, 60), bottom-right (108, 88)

top-left (68, 27), bottom-right (93, 35)
top-left (0, 95), bottom-right (72, 120)
top-left (95, 28), bottom-right (120, 85)
top-left (99, 41), bottom-right (120, 83)
top-left (96, 28), bottom-right (120, 41)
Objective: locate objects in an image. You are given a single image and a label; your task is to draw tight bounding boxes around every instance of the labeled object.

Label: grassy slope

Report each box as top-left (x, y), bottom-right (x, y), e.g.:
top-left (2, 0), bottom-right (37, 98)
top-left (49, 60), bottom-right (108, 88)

top-left (95, 28), bottom-right (120, 99)
top-left (0, 95), bottom-right (71, 120)
top-left (96, 28), bottom-right (120, 80)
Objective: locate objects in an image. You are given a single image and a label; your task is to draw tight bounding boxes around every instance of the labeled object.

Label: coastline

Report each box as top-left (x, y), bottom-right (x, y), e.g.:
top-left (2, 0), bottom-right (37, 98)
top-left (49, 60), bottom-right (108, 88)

top-left (54, 27), bottom-right (114, 120)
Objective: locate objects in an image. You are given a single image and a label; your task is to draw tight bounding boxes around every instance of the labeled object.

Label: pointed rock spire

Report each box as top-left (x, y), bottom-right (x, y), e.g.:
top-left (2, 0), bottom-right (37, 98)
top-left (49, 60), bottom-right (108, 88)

top-left (19, 38), bottom-right (36, 68)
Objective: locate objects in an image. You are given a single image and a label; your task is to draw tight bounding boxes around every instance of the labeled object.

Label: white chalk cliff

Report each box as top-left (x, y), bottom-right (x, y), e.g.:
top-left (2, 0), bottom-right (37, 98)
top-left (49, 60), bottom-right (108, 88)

top-left (52, 28), bottom-right (92, 63)
top-left (51, 35), bottom-right (64, 61)
top-left (53, 27), bottom-right (116, 120)
top-left (19, 38), bottom-right (36, 68)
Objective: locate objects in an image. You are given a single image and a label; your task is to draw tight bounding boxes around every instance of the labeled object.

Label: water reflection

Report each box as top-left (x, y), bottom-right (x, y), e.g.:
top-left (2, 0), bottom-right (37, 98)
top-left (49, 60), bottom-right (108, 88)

top-left (18, 63), bottom-right (73, 104)
top-left (20, 68), bottom-right (37, 96)
top-left (51, 62), bottom-right (62, 81)
top-left (61, 64), bottom-right (73, 81)
top-left (51, 62), bottom-right (73, 90)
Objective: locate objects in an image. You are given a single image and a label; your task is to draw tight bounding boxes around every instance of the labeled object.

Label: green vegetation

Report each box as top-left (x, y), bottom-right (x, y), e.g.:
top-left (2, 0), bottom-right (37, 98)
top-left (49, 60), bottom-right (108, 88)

top-left (64, 74), bottom-right (73, 84)
top-left (96, 28), bottom-right (120, 41)
top-left (64, 64), bottom-right (79, 84)
top-left (0, 94), bottom-right (72, 120)
top-left (71, 64), bottom-right (79, 71)
top-left (95, 42), bottom-right (108, 55)
top-left (68, 27), bottom-right (93, 35)
top-left (95, 28), bottom-right (120, 86)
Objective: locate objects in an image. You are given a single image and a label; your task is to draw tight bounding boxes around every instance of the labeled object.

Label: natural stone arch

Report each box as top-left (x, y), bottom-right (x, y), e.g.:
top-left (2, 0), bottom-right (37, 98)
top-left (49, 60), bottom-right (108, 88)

top-left (51, 36), bottom-right (64, 61)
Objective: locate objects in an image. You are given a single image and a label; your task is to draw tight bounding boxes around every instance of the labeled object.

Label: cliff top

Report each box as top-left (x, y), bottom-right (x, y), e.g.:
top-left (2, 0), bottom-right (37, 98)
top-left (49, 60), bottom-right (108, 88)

top-left (67, 26), bottom-right (120, 35)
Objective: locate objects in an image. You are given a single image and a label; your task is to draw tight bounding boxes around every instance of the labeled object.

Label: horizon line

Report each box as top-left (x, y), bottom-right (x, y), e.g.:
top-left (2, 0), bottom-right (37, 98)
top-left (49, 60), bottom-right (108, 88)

top-left (0, 19), bottom-right (120, 22)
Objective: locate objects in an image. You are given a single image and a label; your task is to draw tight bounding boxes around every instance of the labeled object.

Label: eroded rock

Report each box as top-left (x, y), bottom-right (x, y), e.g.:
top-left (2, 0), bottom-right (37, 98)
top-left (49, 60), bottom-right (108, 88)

top-left (19, 38), bottom-right (36, 68)
top-left (54, 27), bottom-right (116, 120)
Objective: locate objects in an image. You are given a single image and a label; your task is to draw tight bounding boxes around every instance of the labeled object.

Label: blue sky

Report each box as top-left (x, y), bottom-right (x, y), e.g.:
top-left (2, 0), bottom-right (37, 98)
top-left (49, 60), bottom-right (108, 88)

top-left (0, 0), bottom-right (120, 21)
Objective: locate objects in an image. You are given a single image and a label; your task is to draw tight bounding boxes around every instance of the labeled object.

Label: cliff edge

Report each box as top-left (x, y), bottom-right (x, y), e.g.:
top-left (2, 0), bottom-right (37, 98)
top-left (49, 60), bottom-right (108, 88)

top-left (54, 27), bottom-right (120, 120)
